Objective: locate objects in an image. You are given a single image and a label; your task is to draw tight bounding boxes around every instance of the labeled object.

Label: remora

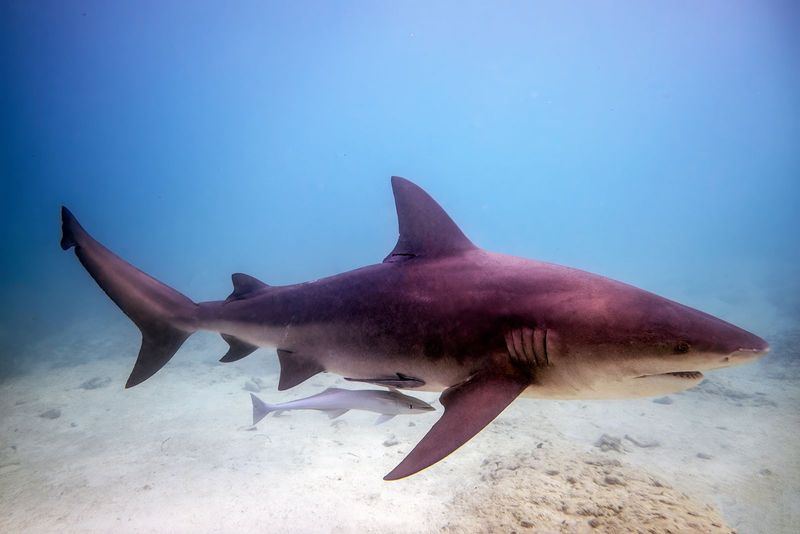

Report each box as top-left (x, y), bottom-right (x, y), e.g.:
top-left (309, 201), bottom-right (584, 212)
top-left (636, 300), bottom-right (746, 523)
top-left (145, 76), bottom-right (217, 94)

top-left (60, 176), bottom-right (769, 480)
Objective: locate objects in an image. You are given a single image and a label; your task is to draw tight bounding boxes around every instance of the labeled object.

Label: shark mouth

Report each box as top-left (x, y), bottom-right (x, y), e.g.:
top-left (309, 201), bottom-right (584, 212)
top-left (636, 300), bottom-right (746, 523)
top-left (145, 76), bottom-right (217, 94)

top-left (635, 371), bottom-right (704, 380)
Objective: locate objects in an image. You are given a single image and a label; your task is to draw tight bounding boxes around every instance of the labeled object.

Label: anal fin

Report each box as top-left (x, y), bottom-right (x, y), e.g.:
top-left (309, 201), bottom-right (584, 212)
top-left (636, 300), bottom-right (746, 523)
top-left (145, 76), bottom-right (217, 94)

top-left (383, 368), bottom-right (529, 480)
top-left (219, 333), bottom-right (259, 362)
top-left (277, 348), bottom-right (325, 390)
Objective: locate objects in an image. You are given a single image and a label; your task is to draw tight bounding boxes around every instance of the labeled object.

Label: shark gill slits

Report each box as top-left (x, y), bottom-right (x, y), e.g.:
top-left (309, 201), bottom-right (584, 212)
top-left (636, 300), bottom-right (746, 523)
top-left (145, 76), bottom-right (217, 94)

top-left (521, 327), bottom-right (535, 365)
top-left (504, 331), bottom-right (517, 360)
top-left (543, 328), bottom-right (550, 366)
top-left (511, 329), bottom-right (526, 364)
top-left (506, 327), bottom-right (549, 368)
top-left (534, 327), bottom-right (547, 367)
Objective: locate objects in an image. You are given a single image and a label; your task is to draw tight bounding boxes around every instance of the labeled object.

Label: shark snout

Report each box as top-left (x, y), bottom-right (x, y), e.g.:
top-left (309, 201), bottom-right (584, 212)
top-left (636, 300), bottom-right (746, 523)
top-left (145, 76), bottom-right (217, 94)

top-left (727, 341), bottom-right (769, 363)
top-left (716, 333), bottom-right (769, 368)
top-left (734, 330), bottom-right (769, 356)
top-left (743, 334), bottom-right (770, 354)
top-left (700, 310), bottom-right (767, 355)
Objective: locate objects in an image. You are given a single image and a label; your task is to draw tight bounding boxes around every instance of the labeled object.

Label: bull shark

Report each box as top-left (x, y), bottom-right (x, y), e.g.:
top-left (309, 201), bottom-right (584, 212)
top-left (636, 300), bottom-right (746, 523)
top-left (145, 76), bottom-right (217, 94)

top-left (60, 176), bottom-right (769, 480)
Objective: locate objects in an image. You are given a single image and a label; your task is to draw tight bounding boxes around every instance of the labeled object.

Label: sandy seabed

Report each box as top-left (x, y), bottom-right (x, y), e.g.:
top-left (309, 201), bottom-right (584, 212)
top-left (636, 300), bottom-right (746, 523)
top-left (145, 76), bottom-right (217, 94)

top-left (1, 320), bottom-right (797, 534)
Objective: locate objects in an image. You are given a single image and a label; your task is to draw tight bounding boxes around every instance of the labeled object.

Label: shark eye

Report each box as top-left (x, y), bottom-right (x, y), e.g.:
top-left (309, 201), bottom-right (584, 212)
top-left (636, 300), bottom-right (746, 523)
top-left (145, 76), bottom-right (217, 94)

top-left (674, 342), bottom-right (691, 354)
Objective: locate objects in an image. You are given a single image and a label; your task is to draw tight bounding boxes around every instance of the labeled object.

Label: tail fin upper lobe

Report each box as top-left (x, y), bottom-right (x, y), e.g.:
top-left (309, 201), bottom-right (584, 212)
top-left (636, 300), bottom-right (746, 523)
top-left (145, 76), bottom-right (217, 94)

top-left (61, 207), bottom-right (198, 387)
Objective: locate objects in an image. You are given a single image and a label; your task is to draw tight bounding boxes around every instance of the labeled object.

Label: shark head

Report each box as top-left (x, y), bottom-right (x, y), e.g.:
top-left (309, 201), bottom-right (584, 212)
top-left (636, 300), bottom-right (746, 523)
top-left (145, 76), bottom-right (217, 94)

top-left (629, 298), bottom-right (769, 375)
top-left (525, 265), bottom-right (770, 398)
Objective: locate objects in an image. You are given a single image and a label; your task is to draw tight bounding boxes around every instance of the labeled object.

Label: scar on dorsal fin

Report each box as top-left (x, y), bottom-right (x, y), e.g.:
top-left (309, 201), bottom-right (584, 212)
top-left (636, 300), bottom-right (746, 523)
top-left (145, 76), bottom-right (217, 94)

top-left (219, 333), bottom-right (258, 363)
top-left (344, 373), bottom-right (426, 389)
top-left (277, 348), bottom-right (325, 390)
top-left (384, 176), bottom-right (477, 263)
top-left (383, 369), bottom-right (530, 481)
top-left (226, 273), bottom-right (269, 302)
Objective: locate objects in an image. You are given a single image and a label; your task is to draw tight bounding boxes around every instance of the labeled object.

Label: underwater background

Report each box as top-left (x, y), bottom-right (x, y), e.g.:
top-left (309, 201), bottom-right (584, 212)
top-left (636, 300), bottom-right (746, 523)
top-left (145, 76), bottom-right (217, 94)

top-left (1, 2), bottom-right (798, 533)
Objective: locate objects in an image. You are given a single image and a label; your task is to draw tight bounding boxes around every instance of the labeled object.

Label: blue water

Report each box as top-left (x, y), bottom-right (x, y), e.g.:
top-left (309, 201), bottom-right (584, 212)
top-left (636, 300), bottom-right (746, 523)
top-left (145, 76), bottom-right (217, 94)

top-left (1, 2), bottom-right (798, 532)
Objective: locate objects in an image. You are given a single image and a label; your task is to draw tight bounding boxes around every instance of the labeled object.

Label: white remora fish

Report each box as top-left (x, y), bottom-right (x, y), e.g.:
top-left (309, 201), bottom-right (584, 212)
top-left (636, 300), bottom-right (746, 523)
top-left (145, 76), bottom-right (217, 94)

top-left (250, 387), bottom-right (435, 425)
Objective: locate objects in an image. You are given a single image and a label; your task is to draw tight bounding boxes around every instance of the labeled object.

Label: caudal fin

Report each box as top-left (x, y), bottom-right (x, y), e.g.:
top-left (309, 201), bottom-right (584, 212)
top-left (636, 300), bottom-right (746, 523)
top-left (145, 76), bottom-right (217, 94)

top-left (60, 207), bottom-right (198, 388)
top-left (250, 393), bottom-right (274, 425)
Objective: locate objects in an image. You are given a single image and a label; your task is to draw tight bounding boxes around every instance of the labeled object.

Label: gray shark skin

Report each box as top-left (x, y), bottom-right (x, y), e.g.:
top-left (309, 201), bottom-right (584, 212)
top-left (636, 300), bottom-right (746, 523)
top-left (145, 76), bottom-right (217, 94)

top-left (60, 176), bottom-right (769, 480)
top-left (249, 387), bottom-right (435, 426)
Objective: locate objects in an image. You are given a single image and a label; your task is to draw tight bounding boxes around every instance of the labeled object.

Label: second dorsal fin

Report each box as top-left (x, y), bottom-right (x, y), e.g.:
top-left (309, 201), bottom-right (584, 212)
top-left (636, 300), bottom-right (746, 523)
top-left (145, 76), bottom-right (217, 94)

top-left (384, 176), bottom-right (477, 263)
top-left (226, 273), bottom-right (269, 302)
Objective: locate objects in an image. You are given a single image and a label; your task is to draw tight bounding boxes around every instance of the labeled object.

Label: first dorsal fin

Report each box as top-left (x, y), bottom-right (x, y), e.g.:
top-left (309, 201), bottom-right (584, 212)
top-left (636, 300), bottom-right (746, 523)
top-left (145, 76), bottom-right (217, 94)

top-left (226, 273), bottom-right (269, 302)
top-left (384, 176), bottom-right (477, 263)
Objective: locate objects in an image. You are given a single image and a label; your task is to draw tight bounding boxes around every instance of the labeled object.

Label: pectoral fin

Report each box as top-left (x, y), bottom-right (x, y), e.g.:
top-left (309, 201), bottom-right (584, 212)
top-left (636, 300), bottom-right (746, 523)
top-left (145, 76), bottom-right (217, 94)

top-left (383, 369), bottom-right (529, 481)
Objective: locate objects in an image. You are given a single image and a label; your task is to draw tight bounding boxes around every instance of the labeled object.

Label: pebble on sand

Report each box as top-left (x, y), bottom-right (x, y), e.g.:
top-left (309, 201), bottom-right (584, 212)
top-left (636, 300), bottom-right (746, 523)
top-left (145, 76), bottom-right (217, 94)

top-left (80, 376), bottom-right (111, 390)
top-left (243, 380), bottom-right (261, 393)
top-left (594, 434), bottom-right (626, 453)
top-left (624, 434), bottom-right (660, 448)
top-left (652, 396), bottom-right (674, 405)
